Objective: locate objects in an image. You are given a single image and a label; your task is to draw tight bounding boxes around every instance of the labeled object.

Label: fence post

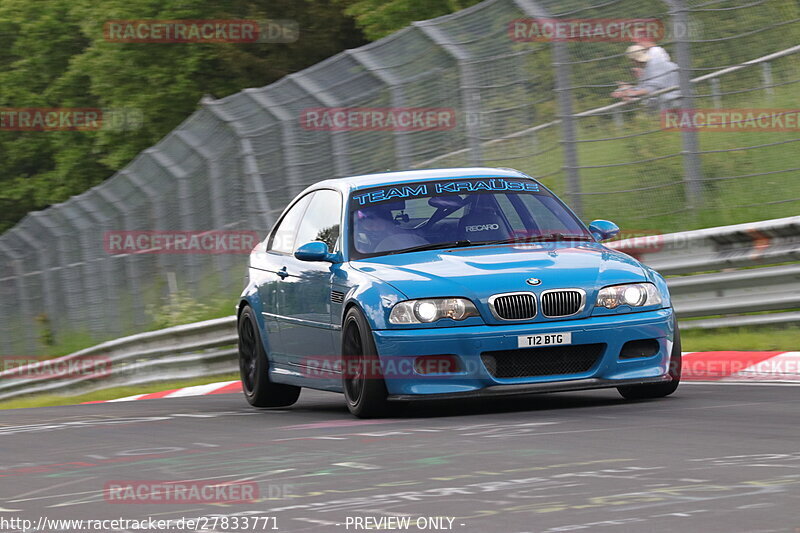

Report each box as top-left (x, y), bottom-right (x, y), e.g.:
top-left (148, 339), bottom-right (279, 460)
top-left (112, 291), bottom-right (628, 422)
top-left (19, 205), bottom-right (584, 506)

top-left (50, 205), bottom-right (99, 336)
top-left (668, 0), bottom-right (703, 210)
top-left (347, 49), bottom-right (413, 169)
top-left (147, 148), bottom-right (205, 292)
top-left (13, 228), bottom-right (61, 342)
top-left (72, 196), bottom-right (124, 338)
top-left (201, 96), bottom-right (276, 229)
top-left (290, 73), bottom-right (353, 178)
top-left (29, 212), bottom-right (88, 334)
top-left (242, 91), bottom-right (305, 199)
top-left (175, 129), bottom-right (235, 291)
top-left (175, 130), bottom-right (228, 231)
top-left (95, 185), bottom-right (148, 330)
top-left (513, 0), bottom-right (582, 216)
top-left (413, 22), bottom-right (483, 166)
top-left (710, 78), bottom-right (722, 108)
top-left (761, 62), bottom-right (774, 97)
top-left (554, 43), bottom-right (583, 217)
top-left (613, 107), bottom-right (624, 128)
top-left (0, 242), bottom-right (37, 353)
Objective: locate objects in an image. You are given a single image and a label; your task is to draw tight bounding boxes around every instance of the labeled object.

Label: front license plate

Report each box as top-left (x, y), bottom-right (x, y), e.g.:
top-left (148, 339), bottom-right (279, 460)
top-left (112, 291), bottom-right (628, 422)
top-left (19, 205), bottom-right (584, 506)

top-left (518, 332), bottom-right (572, 348)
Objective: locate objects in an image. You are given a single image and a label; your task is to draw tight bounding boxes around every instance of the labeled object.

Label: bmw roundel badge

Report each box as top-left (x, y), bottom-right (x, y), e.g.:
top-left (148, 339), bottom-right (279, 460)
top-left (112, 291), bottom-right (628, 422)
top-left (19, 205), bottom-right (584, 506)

top-left (526, 278), bottom-right (542, 286)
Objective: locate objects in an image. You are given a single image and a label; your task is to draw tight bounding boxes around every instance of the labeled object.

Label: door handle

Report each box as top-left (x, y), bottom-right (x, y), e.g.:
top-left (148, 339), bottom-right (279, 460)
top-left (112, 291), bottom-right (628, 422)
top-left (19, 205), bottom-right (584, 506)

top-left (277, 267), bottom-right (289, 279)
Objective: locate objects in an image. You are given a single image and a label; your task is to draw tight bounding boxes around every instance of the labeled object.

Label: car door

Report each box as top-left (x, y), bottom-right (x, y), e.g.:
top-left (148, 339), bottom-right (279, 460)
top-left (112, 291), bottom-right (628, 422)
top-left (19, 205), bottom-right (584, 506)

top-left (278, 189), bottom-right (343, 373)
top-left (257, 192), bottom-right (313, 364)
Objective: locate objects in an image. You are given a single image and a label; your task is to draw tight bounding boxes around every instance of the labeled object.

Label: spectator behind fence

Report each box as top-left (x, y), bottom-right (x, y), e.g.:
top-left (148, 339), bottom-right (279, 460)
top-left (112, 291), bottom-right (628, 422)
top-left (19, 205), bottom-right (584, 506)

top-left (634, 36), bottom-right (670, 63)
top-left (611, 45), bottom-right (681, 110)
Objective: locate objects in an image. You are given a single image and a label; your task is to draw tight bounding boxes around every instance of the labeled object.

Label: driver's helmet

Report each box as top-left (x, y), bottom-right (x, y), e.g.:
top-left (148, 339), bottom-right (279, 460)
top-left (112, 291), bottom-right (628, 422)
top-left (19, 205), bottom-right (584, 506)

top-left (354, 203), bottom-right (401, 252)
top-left (356, 204), bottom-right (394, 224)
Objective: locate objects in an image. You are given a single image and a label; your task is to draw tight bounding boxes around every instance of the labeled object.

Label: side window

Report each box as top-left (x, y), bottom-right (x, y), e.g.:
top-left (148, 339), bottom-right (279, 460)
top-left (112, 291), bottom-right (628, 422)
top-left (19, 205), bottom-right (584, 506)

top-left (268, 193), bottom-right (313, 253)
top-left (294, 189), bottom-right (342, 252)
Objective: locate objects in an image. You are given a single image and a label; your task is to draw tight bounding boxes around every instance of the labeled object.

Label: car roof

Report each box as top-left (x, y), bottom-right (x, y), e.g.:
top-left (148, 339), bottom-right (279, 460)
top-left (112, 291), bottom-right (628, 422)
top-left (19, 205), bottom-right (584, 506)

top-left (306, 167), bottom-right (533, 196)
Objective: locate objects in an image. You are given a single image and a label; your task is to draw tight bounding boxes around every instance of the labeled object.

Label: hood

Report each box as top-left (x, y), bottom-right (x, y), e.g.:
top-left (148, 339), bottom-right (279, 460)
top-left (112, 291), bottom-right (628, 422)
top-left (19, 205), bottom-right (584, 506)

top-left (352, 242), bottom-right (646, 321)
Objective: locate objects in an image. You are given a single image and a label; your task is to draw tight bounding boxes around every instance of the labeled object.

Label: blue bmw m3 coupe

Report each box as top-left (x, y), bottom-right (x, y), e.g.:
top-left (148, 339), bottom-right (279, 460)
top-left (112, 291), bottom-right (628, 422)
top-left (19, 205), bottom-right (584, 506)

top-left (237, 167), bottom-right (681, 417)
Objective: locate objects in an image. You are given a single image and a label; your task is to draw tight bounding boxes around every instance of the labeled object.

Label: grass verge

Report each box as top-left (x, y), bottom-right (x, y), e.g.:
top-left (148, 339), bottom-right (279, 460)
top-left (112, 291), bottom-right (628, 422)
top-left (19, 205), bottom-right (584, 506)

top-left (681, 325), bottom-right (798, 352)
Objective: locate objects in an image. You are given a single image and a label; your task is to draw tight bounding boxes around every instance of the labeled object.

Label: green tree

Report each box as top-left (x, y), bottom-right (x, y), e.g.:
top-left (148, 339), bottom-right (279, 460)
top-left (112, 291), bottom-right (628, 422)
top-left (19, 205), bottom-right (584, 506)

top-left (0, 0), bottom-right (365, 232)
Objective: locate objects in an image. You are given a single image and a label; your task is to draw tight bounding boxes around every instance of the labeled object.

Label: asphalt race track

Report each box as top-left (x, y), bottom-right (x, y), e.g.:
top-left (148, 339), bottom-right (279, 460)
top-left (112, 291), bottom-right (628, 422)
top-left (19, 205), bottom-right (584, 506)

top-left (1, 384), bottom-right (798, 533)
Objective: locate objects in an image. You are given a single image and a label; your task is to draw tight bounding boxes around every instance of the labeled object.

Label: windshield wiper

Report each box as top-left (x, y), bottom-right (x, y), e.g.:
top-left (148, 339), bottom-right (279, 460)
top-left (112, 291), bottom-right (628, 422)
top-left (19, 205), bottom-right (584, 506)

top-left (385, 234), bottom-right (591, 255)
top-left (523, 233), bottom-right (593, 242)
top-left (470, 233), bottom-right (593, 246)
top-left (388, 240), bottom-right (475, 254)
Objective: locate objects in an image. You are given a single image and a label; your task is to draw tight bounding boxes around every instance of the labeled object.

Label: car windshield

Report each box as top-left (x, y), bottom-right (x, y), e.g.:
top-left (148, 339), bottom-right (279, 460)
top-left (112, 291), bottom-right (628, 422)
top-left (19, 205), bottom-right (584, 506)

top-left (348, 177), bottom-right (591, 259)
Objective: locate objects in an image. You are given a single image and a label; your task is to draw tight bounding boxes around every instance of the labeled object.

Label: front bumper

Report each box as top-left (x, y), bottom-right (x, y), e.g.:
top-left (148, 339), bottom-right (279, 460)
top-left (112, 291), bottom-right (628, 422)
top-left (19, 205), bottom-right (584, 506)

top-left (372, 308), bottom-right (674, 396)
top-left (388, 376), bottom-right (672, 401)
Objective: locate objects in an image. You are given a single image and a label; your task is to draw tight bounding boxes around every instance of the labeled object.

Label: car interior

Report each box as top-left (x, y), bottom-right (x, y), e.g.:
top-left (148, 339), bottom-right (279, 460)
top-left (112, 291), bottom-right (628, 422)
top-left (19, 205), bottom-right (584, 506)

top-left (353, 193), bottom-right (521, 253)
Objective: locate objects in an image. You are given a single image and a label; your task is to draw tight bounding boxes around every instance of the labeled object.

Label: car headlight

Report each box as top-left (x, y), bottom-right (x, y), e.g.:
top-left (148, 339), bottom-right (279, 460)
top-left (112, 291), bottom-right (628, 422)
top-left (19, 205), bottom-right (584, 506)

top-left (596, 283), bottom-right (662, 309)
top-left (389, 298), bottom-right (479, 324)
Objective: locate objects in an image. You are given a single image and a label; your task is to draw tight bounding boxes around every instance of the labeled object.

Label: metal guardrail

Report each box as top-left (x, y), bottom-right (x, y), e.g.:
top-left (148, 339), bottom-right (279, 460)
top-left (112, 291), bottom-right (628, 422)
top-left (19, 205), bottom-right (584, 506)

top-left (607, 215), bottom-right (800, 329)
top-left (0, 316), bottom-right (237, 402)
top-left (1, 216), bottom-right (797, 402)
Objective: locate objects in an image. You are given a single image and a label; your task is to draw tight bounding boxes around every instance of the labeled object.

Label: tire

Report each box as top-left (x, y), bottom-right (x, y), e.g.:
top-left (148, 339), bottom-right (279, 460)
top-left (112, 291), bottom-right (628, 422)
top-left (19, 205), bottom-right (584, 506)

top-left (618, 316), bottom-right (681, 400)
top-left (341, 307), bottom-right (390, 418)
top-left (238, 306), bottom-right (300, 408)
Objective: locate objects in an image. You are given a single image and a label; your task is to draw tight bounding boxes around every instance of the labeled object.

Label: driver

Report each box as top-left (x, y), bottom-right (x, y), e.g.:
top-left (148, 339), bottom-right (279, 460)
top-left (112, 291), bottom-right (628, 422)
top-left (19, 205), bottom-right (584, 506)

top-left (354, 204), bottom-right (398, 253)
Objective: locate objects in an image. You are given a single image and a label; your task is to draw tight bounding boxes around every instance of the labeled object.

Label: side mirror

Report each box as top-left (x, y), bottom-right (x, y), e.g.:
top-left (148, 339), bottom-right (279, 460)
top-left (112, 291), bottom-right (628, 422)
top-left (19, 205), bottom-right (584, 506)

top-left (588, 220), bottom-right (620, 242)
top-left (294, 241), bottom-right (335, 262)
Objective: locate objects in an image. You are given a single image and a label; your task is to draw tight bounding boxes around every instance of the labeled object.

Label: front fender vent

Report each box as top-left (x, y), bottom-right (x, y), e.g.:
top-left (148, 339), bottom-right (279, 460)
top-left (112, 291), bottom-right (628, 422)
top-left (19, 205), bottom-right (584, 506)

top-left (330, 290), bottom-right (345, 304)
